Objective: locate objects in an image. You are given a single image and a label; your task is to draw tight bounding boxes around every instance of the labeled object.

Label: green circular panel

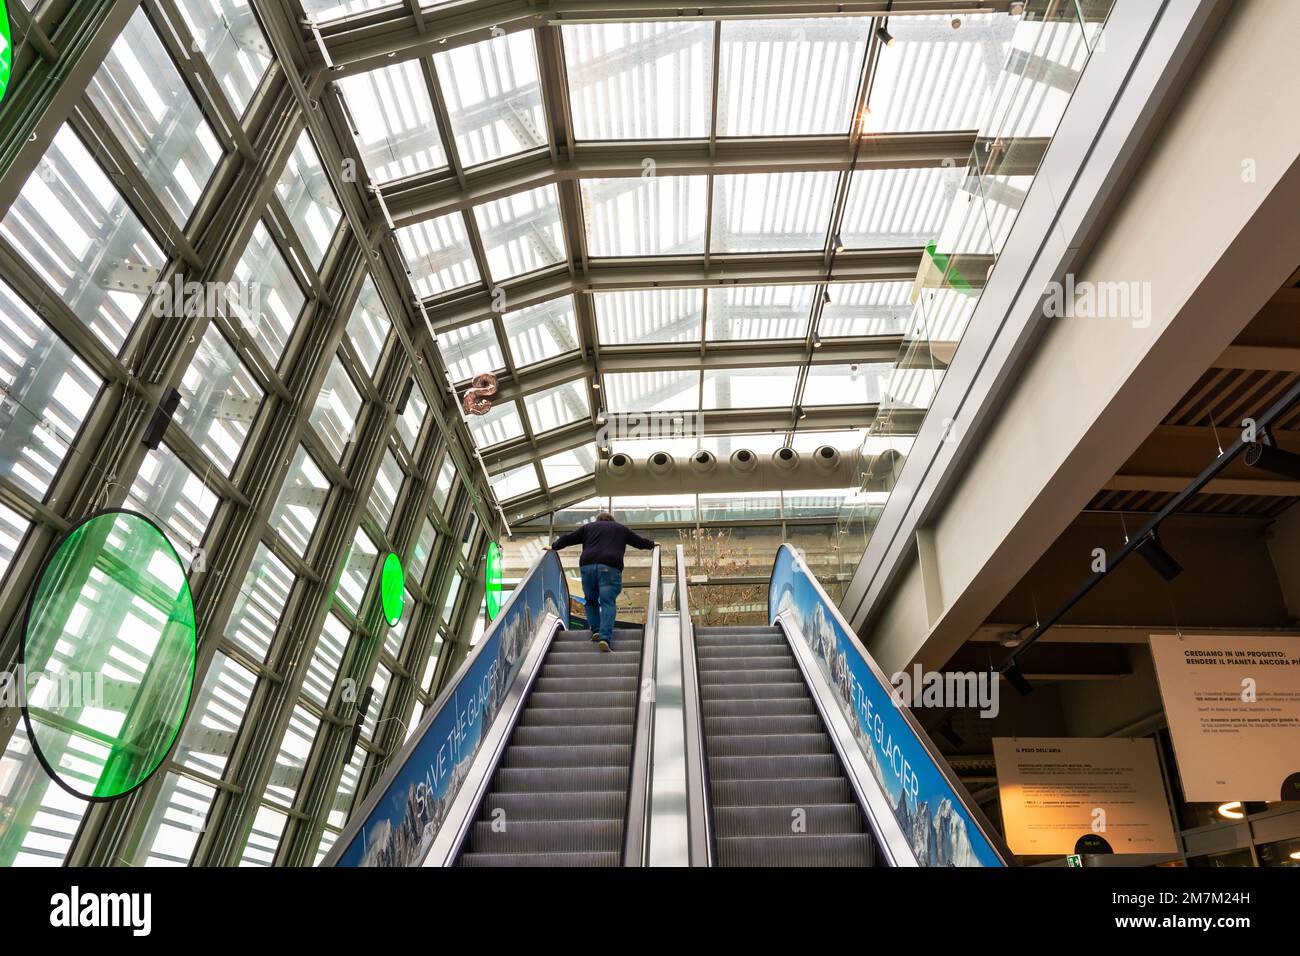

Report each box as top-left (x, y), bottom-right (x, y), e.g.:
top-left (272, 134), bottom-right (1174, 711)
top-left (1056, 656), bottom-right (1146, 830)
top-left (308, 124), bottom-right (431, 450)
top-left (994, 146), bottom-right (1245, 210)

top-left (22, 509), bottom-right (196, 801)
top-left (485, 541), bottom-right (503, 621)
top-left (380, 552), bottom-right (404, 627)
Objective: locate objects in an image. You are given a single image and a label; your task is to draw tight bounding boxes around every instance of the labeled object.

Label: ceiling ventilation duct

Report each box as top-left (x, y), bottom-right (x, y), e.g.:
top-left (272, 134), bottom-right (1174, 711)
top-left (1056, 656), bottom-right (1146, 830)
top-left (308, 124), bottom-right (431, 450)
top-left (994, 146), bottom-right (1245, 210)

top-left (606, 452), bottom-right (633, 480)
top-left (772, 447), bottom-right (799, 470)
top-left (647, 451), bottom-right (676, 479)
top-left (689, 450), bottom-right (717, 475)
top-left (813, 445), bottom-right (841, 470)
top-left (730, 448), bottom-right (758, 474)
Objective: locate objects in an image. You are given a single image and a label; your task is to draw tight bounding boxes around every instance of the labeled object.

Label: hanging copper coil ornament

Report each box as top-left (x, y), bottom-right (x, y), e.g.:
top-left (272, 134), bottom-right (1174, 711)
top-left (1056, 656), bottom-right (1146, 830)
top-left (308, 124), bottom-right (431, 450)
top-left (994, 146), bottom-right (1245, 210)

top-left (462, 371), bottom-right (498, 416)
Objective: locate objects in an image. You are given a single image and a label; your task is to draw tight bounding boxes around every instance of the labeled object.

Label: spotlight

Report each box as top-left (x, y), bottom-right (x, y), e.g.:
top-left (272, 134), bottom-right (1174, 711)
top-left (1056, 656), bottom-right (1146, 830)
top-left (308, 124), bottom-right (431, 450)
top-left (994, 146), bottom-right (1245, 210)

top-left (937, 718), bottom-right (963, 749)
top-left (797, 406), bottom-right (808, 420)
top-left (812, 332), bottom-right (823, 349)
top-left (1136, 530), bottom-right (1183, 582)
top-left (1010, 1), bottom-right (1026, 14)
top-left (876, 24), bottom-right (895, 47)
top-left (591, 380), bottom-right (601, 390)
top-left (833, 233), bottom-right (845, 253)
top-left (1217, 801), bottom-right (1244, 820)
top-left (950, 16), bottom-right (962, 29)
top-left (1001, 661), bottom-right (1032, 696)
top-left (822, 289), bottom-right (832, 306)
top-left (1244, 441), bottom-right (1300, 481)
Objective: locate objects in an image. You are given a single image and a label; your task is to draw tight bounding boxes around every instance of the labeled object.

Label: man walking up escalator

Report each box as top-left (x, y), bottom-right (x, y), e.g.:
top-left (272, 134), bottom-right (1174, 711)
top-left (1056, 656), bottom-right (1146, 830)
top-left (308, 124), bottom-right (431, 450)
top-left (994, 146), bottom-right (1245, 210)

top-left (546, 513), bottom-right (655, 652)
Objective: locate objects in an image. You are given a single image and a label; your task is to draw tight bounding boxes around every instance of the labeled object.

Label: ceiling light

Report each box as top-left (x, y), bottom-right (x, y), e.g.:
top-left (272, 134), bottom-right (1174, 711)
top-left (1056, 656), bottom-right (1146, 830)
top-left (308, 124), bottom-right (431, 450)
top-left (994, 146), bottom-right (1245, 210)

top-left (822, 290), bottom-right (832, 306)
top-left (1136, 530), bottom-right (1183, 582)
top-left (797, 406), bottom-right (807, 420)
top-left (1289, 850), bottom-right (1300, 861)
top-left (876, 24), bottom-right (895, 47)
top-left (1010, 1), bottom-right (1026, 14)
top-left (833, 233), bottom-right (845, 253)
top-left (591, 380), bottom-right (600, 390)
top-left (812, 332), bottom-right (823, 349)
top-left (1244, 441), bottom-right (1300, 480)
top-left (951, 16), bottom-right (962, 29)
top-left (1217, 801), bottom-right (1244, 820)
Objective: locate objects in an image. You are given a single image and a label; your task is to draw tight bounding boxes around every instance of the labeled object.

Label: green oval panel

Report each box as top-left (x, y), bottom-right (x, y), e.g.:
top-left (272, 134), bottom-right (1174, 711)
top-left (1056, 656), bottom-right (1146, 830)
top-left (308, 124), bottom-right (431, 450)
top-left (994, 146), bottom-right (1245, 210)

top-left (380, 552), bottom-right (404, 627)
top-left (0, 2), bottom-right (10, 106)
top-left (22, 510), bottom-right (196, 800)
top-left (485, 541), bottom-right (503, 621)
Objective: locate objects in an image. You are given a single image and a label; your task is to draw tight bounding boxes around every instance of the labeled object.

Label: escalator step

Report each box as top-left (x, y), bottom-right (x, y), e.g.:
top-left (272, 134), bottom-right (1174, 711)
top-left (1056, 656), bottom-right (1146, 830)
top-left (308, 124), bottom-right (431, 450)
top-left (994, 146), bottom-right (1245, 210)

top-left (527, 691), bottom-right (637, 710)
top-left (696, 626), bottom-right (784, 636)
top-left (492, 766), bottom-right (629, 793)
top-left (716, 834), bottom-right (872, 867)
top-left (710, 776), bottom-right (854, 807)
top-left (518, 705), bottom-right (634, 726)
top-left (533, 675), bottom-right (639, 694)
top-left (481, 790), bottom-right (627, 822)
top-left (546, 650), bottom-right (641, 665)
top-left (540, 662), bottom-right (640, 680)
top-left (501, 743), bottom-right (631, 769)
top-left (468, 819), bottom-right (622, 855)
top-left (699, 667), bottom-right (802, 685)
top-left (698, 655), bottom-right (796, 671)
top-left (705, 714), bottom-right (822, 736)
top-left (707, 733), bottom-right (833, 758)
top-left (709, 753), bottom-right (843, 780)
top-left (459, 851), bottom-right (620, 867)
top-left (695, 634), bottom-right (788, 649)
top-left (702, 697), bottom-right (815, 718)
top-left (698, 644), bottom-right (793, 660)
top-left (510, 724), bottom-right (633, 747)
top-left (714, 804), bottom-right (865, 838)
top-left (699, 682), bottom-right (809, 700)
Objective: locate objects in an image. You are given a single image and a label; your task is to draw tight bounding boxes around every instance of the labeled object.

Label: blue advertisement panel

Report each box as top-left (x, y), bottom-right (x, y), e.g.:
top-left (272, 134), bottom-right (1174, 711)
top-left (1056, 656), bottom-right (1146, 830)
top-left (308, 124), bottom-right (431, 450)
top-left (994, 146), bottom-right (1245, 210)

top-left (769, 546), bottom-right (1005, 867)
top-left (331, 553), bottom-right (568, 867)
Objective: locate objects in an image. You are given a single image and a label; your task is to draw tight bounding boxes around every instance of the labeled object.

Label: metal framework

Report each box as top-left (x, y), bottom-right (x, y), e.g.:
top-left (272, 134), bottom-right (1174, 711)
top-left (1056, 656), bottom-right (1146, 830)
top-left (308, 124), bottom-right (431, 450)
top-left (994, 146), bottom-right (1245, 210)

top-left (0, 0), bottom-right (1103, 867)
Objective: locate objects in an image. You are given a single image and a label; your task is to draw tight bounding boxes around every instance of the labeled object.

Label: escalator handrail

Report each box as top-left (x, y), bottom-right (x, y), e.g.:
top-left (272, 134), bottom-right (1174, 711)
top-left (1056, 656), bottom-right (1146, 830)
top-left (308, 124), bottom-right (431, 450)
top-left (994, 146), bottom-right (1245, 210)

top-left (676, 544), bottom-right (716, 867)
top-left (621, 545), bottom-right (660, 865)
top-left (322, 548), bottom-right (569, 867)
top-left (768, 543), bottom-right (1014, 866)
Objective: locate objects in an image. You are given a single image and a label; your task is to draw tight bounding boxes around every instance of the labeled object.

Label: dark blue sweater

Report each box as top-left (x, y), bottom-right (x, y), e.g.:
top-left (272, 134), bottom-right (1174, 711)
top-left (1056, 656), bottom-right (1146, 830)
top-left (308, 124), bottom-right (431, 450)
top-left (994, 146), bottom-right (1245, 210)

top-left (551, 520), bottom-right (655, 571)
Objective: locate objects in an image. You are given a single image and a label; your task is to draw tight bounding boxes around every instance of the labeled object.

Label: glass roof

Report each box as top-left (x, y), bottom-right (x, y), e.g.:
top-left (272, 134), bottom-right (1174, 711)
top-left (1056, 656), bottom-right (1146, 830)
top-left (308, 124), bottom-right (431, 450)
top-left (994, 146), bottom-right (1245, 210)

top-left (433, 31), bottom-right (546, 168)
top-left (596, 289), bottom-right (703, 345)
top-left (335, 60), bottom-right (447, 184)
top-left (581, 176), bottom-right (708, 256)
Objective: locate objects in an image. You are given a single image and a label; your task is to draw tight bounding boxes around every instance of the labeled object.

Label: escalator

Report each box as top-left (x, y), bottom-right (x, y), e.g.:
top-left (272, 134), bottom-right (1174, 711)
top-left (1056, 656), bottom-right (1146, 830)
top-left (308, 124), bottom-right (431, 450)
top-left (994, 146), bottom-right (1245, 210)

top-left (457, 626), bottom-right (642, 866)
top-left (697, 625), bottom-right (874, 866)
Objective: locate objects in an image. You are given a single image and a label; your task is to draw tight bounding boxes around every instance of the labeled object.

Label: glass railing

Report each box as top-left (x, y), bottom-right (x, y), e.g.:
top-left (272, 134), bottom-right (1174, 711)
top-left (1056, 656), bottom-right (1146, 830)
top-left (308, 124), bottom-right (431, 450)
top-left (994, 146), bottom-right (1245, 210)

top-left (834, 1), bottom-right (1112, 575)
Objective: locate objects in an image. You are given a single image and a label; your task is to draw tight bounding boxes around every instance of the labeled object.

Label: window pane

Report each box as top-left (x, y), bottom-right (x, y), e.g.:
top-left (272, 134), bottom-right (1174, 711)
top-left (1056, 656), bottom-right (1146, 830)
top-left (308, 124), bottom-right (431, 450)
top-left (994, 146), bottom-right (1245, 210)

top-left (490, 465), bottom-right (540, 501)
top-left (503, 296), bottom-right (579, 368)
top-left (541, 443), bottom-right (597, 488)
top-left (178, 324), bottom-right (262, 476)
top-left (265, 704), bottom-right (319, 808)
top-left (337, 528), bottom-right (378, 615)
top-left (435, 31), bottom-right (545, 167)
top-left (368, 449), bottom-right (404, 528)
top-left (466, 400), bottom-right (523, 449)
top-left (174, 651), bottom-right (255, 779)
top-left (360, 665), bottom-right (390, 740)
top-left (394, 379), bottom-right (427, 452)
top-left (432, 457), bottom-right (455, 511)
top-left (345, 276), bottom-right (391, 378)
top-left (0, 501), bottom-right (28, 583)
top-left (710, 172), bottom-right (838, 253)
top-left (270, 445), bottom-right (329, 557)
top-left (86, 7), bottom-right (223, 226)
top-left (239, 804), bottom-right (287, 866)
top-left (303, 614), bottom-right (350, 708)
top-left (820, 281), bottom-right (912, 337)
top-left (277, 131), bottom-right (342, 269)
top-left (803, 363), bottom-right (891, 405)
top-left (565, 21), bottom-right (713, 140)
top-left (717, 18), bottom-right (872, 136)
top-left (523, 380), bottom-right (589, 434)
top-left (0, 281), bottom-right (101, 501)
top-left (230, 222), bottom-right (306, 366)
top-left (702, 367), bottom-right (798, 409)
top-left (707, 284), bottom-right (815, 341)
top-left (302, 0), bottom-right (397, 23)
top-left (438, 319), bottom-right (504, 383)
top-left (175, 0), bottom-right (270, 117)
top-left (312, 357), bottom-right (363, 462)
top-left (605, 370), bottom-right (697, 413)
top-left (473, 185), bottom-right (565, 282)
top-left (127, 446), bottom-right (220, 565)
top-left (226, 543), bottom-right (291, 662)
top-left (1, 125), bottom-right (165, 353)
top-left (383, 589), bottom-right (411, 660)
top-left (336, 60), bottom-right (447, 183)
top-left (133, 773), bottom-right (215, 866)
top-left (0, 724), bottom-right (87, 865)
top-left (582, 176), bottom-right (707, 256)
top-left (595, 288), bottom-right (701, 345)
top-left (841, 166), bottom-right (952, 248)
top-left (408, 517), bottom-right (437, 585)
top-left (395, 213), bottom-right (479, 298)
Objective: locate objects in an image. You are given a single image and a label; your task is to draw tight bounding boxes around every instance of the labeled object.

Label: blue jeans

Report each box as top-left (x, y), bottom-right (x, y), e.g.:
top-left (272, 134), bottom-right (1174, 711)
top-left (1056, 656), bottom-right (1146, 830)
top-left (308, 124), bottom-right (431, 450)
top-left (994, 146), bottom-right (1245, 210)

top-left (580, 563), bottom-right (622, 642)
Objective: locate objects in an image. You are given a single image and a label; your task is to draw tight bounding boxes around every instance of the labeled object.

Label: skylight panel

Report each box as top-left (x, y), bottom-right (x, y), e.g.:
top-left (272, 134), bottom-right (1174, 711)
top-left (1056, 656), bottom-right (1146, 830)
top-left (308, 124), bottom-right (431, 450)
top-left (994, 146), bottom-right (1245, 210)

top-left (710, 172), bottom-right (838, 253)
top-left (564, 21), bottom-right (713, 140)
top-left (177, 324), bottom-right (262, 477)
top-left (702, 367), bottom-right (798, 409)
top-left (301, 0), bottom-right (398, 22)
top-left (336, 61), bottom-right (447, 183)
top-left (276, 131), bottom-right (342, 270)
top-left (581, 176), bottom-right (707, 256)
top-left (707, 285), bottom-right (815, 341)
top-left (230, 222), bottom-right (307, 367)
top-left (595, 289), bottom-right (703, 345)
top-left (490, 465), bottom-right (541, 501)
top-left (840, 166), bottom-right (951, 248)
top-left (605, 370), bottom-right (698, 413)
top-left (503, 296), bottom-right (580, 368)
top-left (436, 319), bottom-right (504, 383)
top-left (434, 30), bottom-right (546, 167)
top-left (717, 18), bottom-right (873, 136)
top-left (394, 212), bottom-right (480, 298)
top-left (466, 400), bottom-right (524, 449)
top-left (803, 363), bottom-right (891, 405)
top-left (473, 185), bottom-right (566, 282)
top-left (541, 444), bottom-right (598, 488)
top-left (174, 0), bottom-right (270, 117)
top-left (820, 281), bottom-right (913, 337)
top-left (523, 380), bottom-right (590, 433)
top-left (85, 7), bottom-right (222, 227)
top-left (345, 275), bottom-right (391, 378)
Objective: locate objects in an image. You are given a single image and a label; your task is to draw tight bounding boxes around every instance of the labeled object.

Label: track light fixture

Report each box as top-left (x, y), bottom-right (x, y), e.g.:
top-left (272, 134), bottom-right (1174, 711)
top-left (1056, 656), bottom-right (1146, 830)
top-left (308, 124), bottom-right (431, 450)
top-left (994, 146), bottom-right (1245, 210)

top-left (822, 289), bottom-right (832, 306)
top-left (876, 24), bottom-right (895, 47)
top-left (833, 233), bottom-right (845, 253)
top-left (1244, 440), bottom-right (1300, 481)
top-left (1136, 530), bottom-right (1183, 582)
top-left (797, 406), bottom-right (807, 420)
top-left (1001, 661), bottom-right (1033, 697)
top-left (937, 717), bottom-right (963, 749)
top-left (812, 332), bottom-right (823, 349)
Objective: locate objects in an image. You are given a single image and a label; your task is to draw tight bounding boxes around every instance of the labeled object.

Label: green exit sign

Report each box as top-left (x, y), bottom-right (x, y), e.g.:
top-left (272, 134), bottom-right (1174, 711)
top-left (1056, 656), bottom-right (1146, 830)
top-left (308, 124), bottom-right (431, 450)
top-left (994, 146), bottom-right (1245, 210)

top-left (1066, 854), bottom-right (1083, 868)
